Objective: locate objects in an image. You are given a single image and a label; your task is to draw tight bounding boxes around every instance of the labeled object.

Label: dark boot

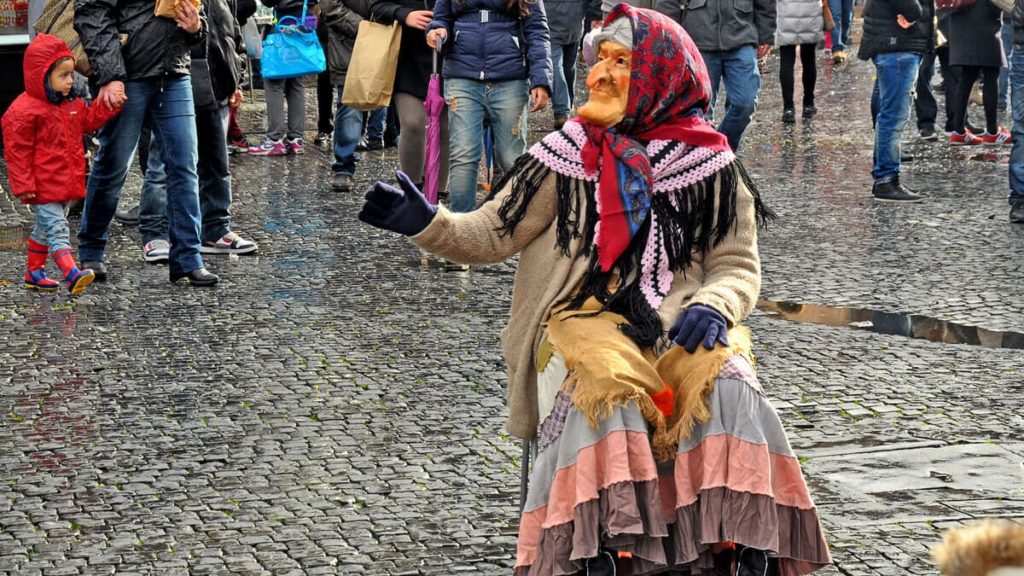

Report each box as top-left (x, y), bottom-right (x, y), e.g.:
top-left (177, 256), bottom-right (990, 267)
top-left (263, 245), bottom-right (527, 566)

top-left (736, 546), bottom-right (780, 576)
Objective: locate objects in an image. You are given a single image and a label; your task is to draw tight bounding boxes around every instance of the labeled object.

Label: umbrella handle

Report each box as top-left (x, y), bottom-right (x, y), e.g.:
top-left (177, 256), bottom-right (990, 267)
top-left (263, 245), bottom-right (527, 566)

top-left (433, 35), bottom-right (445, 74)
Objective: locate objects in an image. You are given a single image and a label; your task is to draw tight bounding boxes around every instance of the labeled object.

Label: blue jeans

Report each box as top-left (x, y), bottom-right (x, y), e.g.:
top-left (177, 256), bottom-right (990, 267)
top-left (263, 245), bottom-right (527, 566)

top-left (702, 45), bottom-right (761, 152)
top-left (828, 0), bottom-right (854, 51)
top-left (551, 42), bottom-right (578, 119)
top-left (872, 52), bottom-right (921, 183)
top-left (31, 202), bottom-right (71, 253)
top-left (1008, 45), bottom-right (1024, 204)
top-left (79, 77), bottom-right (204, 274)
top-left (365, 107), bottom-right (386, 142)
top-left (445, 78), bottom-right (529, 213)
top-left (332, 88), bottom-right (364, 176)
top-left (140, 105), bottom-right (233, 244)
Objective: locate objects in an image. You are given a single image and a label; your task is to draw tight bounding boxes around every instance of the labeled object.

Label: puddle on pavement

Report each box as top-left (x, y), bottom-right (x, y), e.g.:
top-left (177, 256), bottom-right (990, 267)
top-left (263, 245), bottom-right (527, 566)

top-left (0, 225), bottom-right (29, 251)
top-left (758, 299), bottom-right (1024, 349)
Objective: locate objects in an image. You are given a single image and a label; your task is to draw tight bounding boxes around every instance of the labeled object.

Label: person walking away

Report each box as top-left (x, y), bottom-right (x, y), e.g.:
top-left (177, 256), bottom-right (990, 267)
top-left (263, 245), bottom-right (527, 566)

top-left (858, 0), bottom-right (932, 202)
top-left (248, 0), bottom-right (319, 156)
top-left (680, 0), bottom-right (776, 151)
top-left (547, 0), bottom-right (589, 129)
top-left (321, 0), bottom-right (372, 192)
top-left (776, 0), bottom-right (823, 123)
top-left (425, 0), bottom-right (552, 214)
top-left (828, 0), bottom-right (854, 63)
top-left (2, 34), bottom-right (121, 294)
top-left (314, 15), bottom-right (335, 146)
top-left (1006, 0), bottom-right (1024, 221)
top-left (75, 0), bottom-right (219, 285)
top-left (136, 0), bottom-right (259, 264)
top-left (948, 0), bottom-right (1011, 145)
top-left (369, 0), bottom-right (449, 192)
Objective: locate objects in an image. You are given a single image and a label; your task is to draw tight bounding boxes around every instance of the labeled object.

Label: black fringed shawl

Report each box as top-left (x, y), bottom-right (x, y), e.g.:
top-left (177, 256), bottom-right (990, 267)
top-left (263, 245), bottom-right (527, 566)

top-left (486, 128), bottom-right (776, 348)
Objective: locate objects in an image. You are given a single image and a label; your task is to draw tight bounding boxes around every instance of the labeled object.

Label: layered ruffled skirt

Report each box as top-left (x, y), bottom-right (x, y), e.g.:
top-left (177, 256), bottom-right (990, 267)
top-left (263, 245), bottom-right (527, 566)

top-left (515, 354), bottom-right (831, 576)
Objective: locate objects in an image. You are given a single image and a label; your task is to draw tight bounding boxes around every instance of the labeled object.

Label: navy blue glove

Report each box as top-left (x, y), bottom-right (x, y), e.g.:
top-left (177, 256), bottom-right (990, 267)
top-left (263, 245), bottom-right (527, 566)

top-left (667, 305), bottom-right (730, 353)
top-left (358, 170), bottom-right (437, 236)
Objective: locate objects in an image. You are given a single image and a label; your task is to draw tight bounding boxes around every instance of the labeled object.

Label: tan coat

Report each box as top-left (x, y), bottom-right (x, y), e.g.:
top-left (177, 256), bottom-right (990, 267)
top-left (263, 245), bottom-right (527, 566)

top-left (411, 171), bottom-right (762, 440)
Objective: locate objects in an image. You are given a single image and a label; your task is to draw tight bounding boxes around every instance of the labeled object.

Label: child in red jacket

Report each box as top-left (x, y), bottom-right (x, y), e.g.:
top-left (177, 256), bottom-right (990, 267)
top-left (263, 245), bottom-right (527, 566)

top-left (2, 34), bottom-right (121, 295)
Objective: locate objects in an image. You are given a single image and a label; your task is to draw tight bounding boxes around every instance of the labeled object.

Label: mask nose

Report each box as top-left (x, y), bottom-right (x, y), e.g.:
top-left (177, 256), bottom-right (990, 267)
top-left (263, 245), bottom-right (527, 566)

top-left (586, 61), bottom-right (609, 90)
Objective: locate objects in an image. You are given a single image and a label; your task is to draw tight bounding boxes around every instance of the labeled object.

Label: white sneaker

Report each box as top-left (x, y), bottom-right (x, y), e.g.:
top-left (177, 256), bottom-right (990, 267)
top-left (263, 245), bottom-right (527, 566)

top-left (200, 231), bottom-right (258, 255)
top-left (143, 239), bottom-right (170, 263)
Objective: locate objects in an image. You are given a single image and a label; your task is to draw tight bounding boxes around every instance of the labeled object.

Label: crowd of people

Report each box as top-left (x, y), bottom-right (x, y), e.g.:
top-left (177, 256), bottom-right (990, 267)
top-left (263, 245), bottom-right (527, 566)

top-left (3, 0), bottom-right (1023, 295)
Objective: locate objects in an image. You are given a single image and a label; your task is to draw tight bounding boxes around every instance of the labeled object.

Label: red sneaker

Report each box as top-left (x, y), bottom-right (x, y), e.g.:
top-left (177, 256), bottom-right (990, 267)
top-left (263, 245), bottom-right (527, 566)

top-left (949, 131), bottom-right (982, 145)
top-left (982, 128), bottom-right (1012, 145)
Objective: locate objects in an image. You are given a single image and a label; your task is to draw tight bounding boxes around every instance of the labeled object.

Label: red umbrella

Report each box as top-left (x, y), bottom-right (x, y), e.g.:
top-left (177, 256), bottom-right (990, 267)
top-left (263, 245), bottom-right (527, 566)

top-left (422, 38), bottom-right (446, 205)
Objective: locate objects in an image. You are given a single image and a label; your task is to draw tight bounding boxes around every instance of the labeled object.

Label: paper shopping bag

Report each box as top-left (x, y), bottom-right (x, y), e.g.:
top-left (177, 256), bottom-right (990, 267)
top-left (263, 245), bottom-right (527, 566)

top-left (341, 20), bottom-right (401, 111)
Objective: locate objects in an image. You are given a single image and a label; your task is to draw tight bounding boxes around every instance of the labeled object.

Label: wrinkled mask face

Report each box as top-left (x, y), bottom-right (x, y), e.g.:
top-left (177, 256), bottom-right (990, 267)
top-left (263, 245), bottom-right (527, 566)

top-left (578, 41), bottom-right (631, 128)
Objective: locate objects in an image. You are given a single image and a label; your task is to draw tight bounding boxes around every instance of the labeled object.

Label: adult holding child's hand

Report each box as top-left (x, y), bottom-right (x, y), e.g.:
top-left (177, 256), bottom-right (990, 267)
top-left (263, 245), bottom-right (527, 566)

top-left (97, 80), bottom-right (126, 109)
top-left (175, 0), bottom-right (201, 33)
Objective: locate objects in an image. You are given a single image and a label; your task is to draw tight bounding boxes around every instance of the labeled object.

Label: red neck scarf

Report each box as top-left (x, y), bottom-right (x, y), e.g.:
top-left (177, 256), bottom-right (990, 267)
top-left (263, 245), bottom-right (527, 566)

top-left (579, 5), bottom-right (732, 271)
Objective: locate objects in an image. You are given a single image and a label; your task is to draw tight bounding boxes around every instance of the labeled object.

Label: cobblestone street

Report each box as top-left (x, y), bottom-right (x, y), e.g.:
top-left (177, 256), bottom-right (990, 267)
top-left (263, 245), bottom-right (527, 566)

top-left (1, 51), bottom-right (1022, 576)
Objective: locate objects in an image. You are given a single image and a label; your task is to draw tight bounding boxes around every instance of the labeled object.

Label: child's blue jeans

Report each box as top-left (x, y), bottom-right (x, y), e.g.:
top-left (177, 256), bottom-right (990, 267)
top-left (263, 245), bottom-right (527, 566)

top-left (30, 202), bottom-right (72, 253)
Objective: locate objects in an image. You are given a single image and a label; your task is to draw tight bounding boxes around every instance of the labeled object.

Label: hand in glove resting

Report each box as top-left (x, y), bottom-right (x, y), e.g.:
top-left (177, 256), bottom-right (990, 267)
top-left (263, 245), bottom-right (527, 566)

top-left (358, 170), bottom-right (437, 236)
top-left (667, 304), bottom-right (730, 353)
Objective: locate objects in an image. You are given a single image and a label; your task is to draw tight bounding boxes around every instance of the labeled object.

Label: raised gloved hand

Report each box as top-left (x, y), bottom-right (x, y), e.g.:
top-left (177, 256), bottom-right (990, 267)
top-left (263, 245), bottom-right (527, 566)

top-left (667, 304), bottom-right (730, 353)
top-left (358, 170), bottom-right (437, 236)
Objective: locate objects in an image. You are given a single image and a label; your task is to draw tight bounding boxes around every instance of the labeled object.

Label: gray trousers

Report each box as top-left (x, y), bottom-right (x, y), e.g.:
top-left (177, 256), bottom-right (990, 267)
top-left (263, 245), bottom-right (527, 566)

top-left (264, 77), bottom-right (306, 141)
top-left (395, 91), bottom-right (449, 187)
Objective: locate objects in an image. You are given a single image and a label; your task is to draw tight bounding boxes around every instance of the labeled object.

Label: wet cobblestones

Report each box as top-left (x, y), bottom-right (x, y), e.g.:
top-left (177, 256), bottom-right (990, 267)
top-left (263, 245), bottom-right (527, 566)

top-left (1, 52), bottom-right (1022, 575)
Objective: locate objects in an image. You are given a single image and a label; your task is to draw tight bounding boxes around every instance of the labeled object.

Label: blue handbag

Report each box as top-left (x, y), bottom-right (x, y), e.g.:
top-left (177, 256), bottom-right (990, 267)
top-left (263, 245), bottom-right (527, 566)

top-left (261, 0), bottom-right (326, 80)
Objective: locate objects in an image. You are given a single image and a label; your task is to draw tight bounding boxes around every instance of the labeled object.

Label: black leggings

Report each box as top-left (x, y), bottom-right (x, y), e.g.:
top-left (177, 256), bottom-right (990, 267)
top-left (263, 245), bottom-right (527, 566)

top-left (953, 65), bottom-right (999, 134)
top-left (778, 43), bottom-right (818, 110)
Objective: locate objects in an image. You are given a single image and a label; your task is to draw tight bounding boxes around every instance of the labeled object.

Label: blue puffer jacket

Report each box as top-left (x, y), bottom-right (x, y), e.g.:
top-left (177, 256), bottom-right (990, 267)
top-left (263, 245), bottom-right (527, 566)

top-left (426, 0), bottom-right (552, 92)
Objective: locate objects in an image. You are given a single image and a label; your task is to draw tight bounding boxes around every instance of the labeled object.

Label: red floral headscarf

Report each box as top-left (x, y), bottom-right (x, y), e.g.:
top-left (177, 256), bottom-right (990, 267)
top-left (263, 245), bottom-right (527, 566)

top-left (580, 4), bottom-right (732, 271)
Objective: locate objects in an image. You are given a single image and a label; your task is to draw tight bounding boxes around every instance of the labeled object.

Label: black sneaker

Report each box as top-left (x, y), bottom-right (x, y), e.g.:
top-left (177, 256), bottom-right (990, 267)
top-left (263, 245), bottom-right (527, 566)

top-left (872, 178), bottom-right (925, 203)
top-left (81, 260), bottom-right (107, 282)
top-left (736, 546), bottom-right (779, 576)
top-left (313, 131), bottom-right (332, 146)
top-left (1010, 201), bottom-right (1024, 223)
top-left (782, 108), bottom-right (796, 124)
top-left (920, 126), bottom-right (938, 141)
top-left (332, 173), bottom-right (353, 192)
top-left (802, 105), bottom-right (817, 119)
top-left (580, 549), bottom-right (617, 576)
top-left (114, 204), bottom-right (140, 226)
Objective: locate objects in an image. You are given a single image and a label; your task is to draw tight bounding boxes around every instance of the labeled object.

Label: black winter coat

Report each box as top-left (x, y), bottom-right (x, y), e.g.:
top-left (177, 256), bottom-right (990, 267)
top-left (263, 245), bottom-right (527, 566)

top-left (193, 0), bottom-right (246, 109)
top-left (370, 0), bottom-right (437, 100)
top-left (74, 0), bottom-right (207, 86)
top-left (320, 0), bottom-right (371, 86)
top-left (949, 0), bottom-right (1004, 67)
top-left (858, 0), bottom-right (933, 59)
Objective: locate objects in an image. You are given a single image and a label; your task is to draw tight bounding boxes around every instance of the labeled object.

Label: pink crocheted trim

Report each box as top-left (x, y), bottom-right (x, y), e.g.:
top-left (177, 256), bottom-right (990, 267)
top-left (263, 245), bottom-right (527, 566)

top-left (528, 120), bottom-right (595, 182)
top-left (719, 354), bottom-right (764, 395)
top-left (528, 124), bottom-right (737, 311)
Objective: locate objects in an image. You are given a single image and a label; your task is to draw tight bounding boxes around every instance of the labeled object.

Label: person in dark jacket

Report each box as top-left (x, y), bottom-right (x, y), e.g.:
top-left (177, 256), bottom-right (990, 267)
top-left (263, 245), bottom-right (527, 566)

top-left (320, 0), bottom-right (372, 192)
top-left (74, 0), bottom-right (220, 286)
top-left (2, 34), bottom-right (121, 294)
top-left (370, 0), bottom-right (450, 192)
top-left (426, 0), bottom-right (552, 215)
top-left (248, 0), bottom-right (319, 156)
top-left (858, 0), bottom-right (932, 203)
top-left (948, 0), bottom-right (1010, 145)
top-left (1006, 0), bottom-right (1024, 221)
top-left (547, 0), bottom-right (590, 128)
top-left (680, 0), bottom-right (777, 151)
top-left (134, 0), bottom-right (258, 263)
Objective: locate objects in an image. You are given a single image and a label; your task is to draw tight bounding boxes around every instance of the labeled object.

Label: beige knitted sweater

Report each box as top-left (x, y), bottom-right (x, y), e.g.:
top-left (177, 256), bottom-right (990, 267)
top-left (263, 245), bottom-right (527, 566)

top-left (411, 172), bottom-right (762, 440)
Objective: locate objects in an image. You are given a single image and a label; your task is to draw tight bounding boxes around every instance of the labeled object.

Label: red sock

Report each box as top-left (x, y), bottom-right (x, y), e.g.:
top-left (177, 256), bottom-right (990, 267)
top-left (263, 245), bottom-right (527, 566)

top-left (52, 248), bottom-right (78, 277)
top-left (27, 239), bottom-right (49, 272)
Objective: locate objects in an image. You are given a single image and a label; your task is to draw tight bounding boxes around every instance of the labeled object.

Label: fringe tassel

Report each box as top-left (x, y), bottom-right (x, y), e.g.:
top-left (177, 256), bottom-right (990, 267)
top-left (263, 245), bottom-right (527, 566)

top-left (493, 154), bottom-right (774, 349)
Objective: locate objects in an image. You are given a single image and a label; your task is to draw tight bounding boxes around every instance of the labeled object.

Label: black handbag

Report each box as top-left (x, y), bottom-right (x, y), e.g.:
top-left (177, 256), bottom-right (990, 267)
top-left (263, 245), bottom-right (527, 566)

top-left (190, 57), bottom-right (219, 111)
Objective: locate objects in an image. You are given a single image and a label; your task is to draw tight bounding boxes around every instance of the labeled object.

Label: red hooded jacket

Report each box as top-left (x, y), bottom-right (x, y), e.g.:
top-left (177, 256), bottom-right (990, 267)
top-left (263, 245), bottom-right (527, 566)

top-left (1, 34), bottom-right (121, 205)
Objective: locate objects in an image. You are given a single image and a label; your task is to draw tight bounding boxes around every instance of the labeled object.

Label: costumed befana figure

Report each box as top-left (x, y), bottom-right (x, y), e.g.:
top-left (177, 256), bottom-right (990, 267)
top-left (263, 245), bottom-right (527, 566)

top-left (359, 4), bottom-right (832, 574)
